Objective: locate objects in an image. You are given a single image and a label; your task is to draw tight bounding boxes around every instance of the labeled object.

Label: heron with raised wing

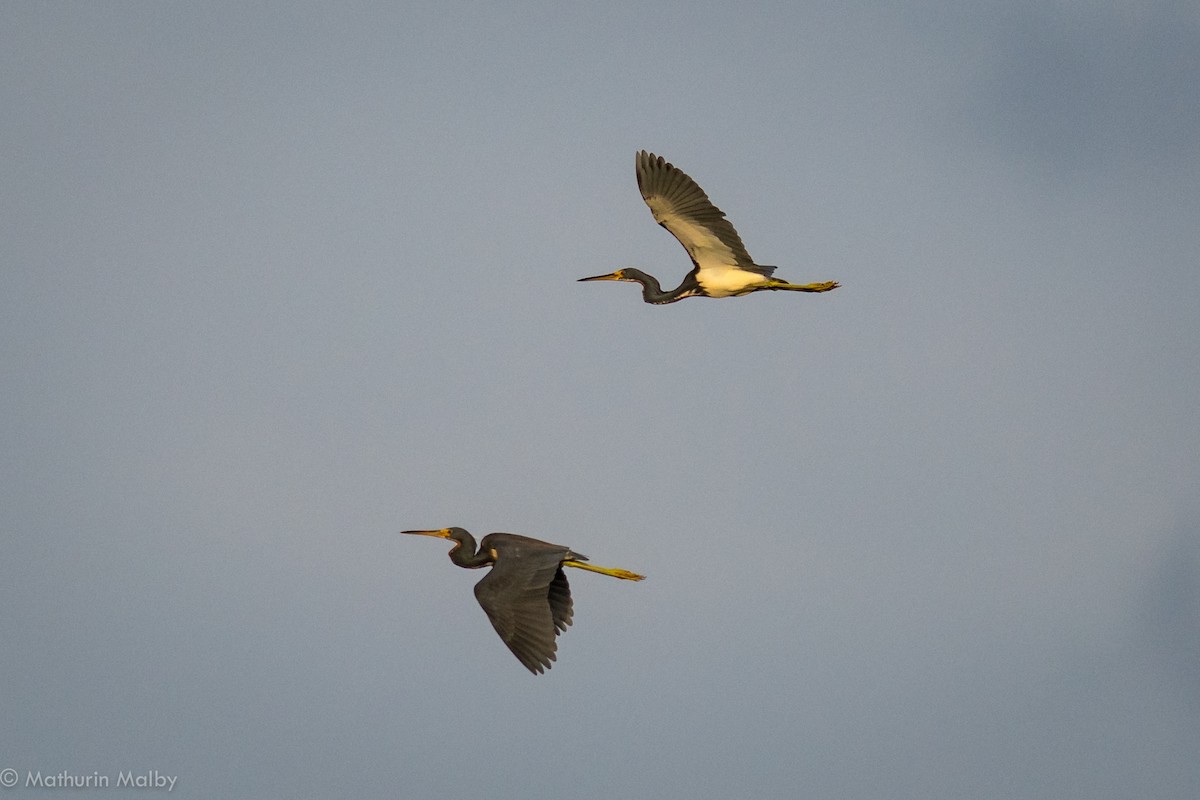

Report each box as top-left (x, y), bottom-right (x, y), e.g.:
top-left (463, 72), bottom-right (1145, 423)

top-left (580, 150), bottom-right (840, 304)
top-left (400, 527), bottom-right (644, 674)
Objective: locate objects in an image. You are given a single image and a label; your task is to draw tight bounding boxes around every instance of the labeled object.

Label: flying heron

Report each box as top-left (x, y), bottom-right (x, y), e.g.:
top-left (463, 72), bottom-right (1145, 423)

top-left (400, 527), bottom-right (645, 674)
top-left (579, 150), bottom-right (840, 304)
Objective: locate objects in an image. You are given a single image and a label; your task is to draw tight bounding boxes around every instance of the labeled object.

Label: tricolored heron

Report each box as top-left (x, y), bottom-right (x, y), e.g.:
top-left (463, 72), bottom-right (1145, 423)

top-left (400, 527), bottom-right (644, 674)
top-left (579, 150), bottom-right (840, 304)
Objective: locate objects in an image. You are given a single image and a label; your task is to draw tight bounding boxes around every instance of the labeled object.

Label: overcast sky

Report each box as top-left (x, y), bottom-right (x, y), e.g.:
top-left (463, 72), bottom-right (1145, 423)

top-left (2, 2), bottom-right (1198, 798)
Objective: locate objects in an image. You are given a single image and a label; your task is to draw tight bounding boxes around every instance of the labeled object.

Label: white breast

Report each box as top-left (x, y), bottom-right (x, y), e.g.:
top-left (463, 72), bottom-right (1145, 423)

top-left (696, 266), bottom-right (769, 297)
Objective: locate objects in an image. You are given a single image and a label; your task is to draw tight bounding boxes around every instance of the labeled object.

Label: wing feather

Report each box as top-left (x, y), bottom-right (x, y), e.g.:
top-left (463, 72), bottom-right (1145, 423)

top-left (547, 568), bottom-right (574, 634)
top-left (636, 150), bottom-right (772, 277)
top-left (472, 539), bottom-right (573, 674)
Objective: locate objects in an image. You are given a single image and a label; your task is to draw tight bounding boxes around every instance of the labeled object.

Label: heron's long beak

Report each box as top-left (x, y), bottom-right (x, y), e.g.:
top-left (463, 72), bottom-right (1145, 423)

top-left (578, 271), bottom-right (623, 282)
top-left (400, 528), bottom-right (452, 539)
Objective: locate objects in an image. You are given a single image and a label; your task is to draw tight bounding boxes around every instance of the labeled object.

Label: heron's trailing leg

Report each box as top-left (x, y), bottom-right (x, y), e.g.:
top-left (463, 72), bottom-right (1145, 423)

top-left (563, 560), bottom-right (646, 581)
top-left (767, 280), bottom-right (840, 293)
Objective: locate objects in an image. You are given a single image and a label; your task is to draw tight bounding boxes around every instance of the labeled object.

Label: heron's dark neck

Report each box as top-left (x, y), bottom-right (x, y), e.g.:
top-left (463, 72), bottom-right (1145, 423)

top-left (447, 534), bottom-right (493, 569)
top-left (626, 268), bottom-right (701, 305)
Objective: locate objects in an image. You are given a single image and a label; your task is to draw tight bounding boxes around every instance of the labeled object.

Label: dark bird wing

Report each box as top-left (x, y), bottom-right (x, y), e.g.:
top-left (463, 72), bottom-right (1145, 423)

top-left (547, 567), bottom-right (574, 634)
top-left (472, 537), bottom-right (575, 674)
top-left (636, 150), bottom-right (771, 277)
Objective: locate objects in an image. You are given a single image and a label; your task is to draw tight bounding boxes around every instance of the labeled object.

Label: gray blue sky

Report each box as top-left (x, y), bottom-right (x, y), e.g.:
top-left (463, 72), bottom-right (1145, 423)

top-left (2, 2), bottom-right (1198, 798)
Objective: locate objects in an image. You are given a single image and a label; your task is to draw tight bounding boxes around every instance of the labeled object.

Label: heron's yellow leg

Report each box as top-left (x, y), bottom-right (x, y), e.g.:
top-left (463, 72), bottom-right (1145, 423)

top-left (771, 280), bottom-right (840, 293)
top-left (563, 560), bottom-right (645, 581)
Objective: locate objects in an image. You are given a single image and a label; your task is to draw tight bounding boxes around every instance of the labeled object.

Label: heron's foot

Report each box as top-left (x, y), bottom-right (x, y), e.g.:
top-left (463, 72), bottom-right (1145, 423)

top-left (805, 281), bottom-right (839, 292)
top-left (605, 568), bottom-right (646, 581)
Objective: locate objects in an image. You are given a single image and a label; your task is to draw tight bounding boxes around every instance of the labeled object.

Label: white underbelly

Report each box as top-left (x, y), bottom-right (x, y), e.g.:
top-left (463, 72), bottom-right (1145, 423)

top-left (697, 267), bottom-right (767, 297)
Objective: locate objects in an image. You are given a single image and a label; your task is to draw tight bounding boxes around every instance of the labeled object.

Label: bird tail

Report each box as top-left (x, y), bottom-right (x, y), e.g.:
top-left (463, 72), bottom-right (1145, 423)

top-left (563, 560), bottom-right (646, 581)
top-left (767, 279), bottom-right (840, 293)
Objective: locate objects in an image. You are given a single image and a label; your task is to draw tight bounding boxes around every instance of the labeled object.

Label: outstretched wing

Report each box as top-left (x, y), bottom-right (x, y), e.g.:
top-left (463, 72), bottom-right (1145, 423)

top-left (472, 543), bottom-right (573, 674)
top-left (636, 150), bottom-right (771, 277)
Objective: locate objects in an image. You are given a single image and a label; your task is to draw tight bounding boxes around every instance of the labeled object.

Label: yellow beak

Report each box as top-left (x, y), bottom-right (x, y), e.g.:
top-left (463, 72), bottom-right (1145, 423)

top-left (399, 528), bottom-right (452, 539)
top-left (577, 271), bottom-right (623, 282)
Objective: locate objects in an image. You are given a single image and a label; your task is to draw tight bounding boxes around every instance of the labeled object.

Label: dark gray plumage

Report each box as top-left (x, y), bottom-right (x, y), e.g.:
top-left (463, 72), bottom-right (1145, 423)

top-left (400, 528), bottom-right (644, 674)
